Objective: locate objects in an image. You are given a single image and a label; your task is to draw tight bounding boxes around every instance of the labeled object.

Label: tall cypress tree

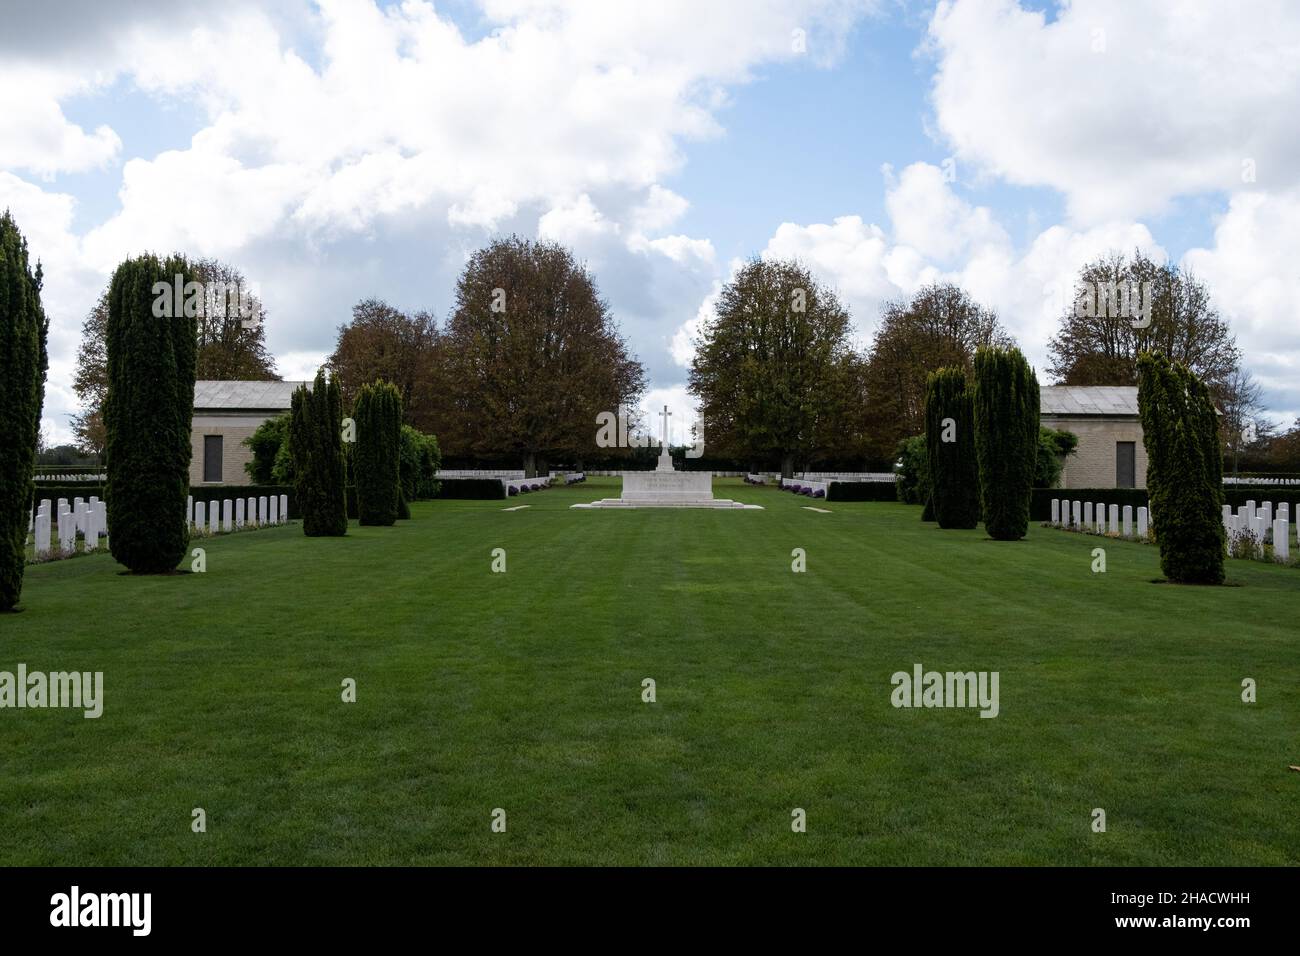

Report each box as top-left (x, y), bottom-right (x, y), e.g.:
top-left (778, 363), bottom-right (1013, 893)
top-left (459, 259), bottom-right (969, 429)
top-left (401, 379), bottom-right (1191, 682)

top-left (105, 255), bottom-right (198, 573)
top-left (1137, 352), bottom-right (1225, 584)
top-left (973, 346), bottom-right (1039, 541)
top-left (0, 212), bottom-right (49, 611)
top-left (925, 367), bottom-right (980, 529)
top-left (290, 369), bottom-right (348, 536)
top-left (354, 380), bottom-right (403, 526)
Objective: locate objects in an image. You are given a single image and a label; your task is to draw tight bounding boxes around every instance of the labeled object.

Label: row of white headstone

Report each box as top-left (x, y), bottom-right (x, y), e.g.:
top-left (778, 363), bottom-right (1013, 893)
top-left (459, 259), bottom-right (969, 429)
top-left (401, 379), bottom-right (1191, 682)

top-left (1049, 499), bottom-right (1151, 539)
top-left (29, 496), bottom-right (107, 557)
top-left (1223, 500), bottom-right (1293, 562)
top-left (188, 494), bottom-right (289, 535)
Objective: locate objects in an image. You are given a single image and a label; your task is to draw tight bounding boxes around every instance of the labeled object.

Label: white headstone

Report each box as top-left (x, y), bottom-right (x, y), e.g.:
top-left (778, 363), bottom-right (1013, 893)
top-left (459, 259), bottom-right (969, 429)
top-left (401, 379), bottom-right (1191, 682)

top-left (1051, 499), bottom-right (1060, 525)
top-left (34, 506), bottom-right (51, 557)
top-left (209, 503), bottom-right (219, 534)
top-left (223, 499), bottom-right (233, 533)
top-left (259, 496), bottom-right (268, 525)
top-left (187, 495), bottom-right (194, 527)
top-left (195, 501), bottom-right (206, 532)
top-left (1108, 504), bottom-right (1119, 534)
top-left (1071, 501), bottom-right (1081, 528)
top-left (1083, 502), bottom-right (1094, 529)
top-left (269, 496), bottom-right (279, 525)
top-left (1273, 518), bottom-right (1290, 563)
top-left (236, 498), bottom-right (245, 528)
top-left (279, 494), bottom-right (288, 523)
top-left (1137, 507), bottom-right (1148, 538)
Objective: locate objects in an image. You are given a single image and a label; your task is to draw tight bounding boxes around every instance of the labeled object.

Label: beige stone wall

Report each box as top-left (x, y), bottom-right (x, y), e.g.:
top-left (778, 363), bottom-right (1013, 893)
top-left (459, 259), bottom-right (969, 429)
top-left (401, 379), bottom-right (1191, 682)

top-left (1042, 415), bottom-right (1147, 489)
top-left (190, 414), bottom-right (276, 486)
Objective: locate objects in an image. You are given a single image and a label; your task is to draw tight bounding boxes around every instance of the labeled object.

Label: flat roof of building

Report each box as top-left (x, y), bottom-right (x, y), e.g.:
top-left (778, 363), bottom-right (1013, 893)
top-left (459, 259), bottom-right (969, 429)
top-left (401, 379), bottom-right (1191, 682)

top-left (1040, 385), bottom-right (1139, 417)
top-left (193, 380), bottom-right (307, 412)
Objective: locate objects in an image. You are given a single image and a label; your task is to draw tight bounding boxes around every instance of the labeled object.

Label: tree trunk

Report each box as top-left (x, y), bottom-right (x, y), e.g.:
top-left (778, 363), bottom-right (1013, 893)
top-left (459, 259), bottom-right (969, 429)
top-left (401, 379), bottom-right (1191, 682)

top-left (781, 453), bottom-right (794, 479)
top-left (524, 451), bottom-right (537, 479)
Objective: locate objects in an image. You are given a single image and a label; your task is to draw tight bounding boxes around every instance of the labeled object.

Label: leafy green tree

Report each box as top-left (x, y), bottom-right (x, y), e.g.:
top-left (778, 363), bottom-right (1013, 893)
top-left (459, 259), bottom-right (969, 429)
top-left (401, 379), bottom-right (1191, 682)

top-left (925, 367), bottom-right (980, 529)
top-left (0, 211), bottom-right (49, 611)
top-left (1047, 250), bottom-right (1239, 395)
top-left (399, 425), bottom-right (441, 501)
top-left (894, 434), bottom-right (930, 506)
top-left (863, 283), bottom-right (1011, 459)
top-left (243, 412), bottom-right (289, 483)
top-left (1137, 352), bottom-right (1225, 584)
top-left (1035, 426), bottom-right (1078, 488)
top-left (973, 346), bottom-right (1039, 541)
top-left (442, 237), bottom-right (646, 475)
top-left (290, 370), bottom-right (348, 537)
top-left (104, 254), bottom-right (198, 573)
top-left (689, 257), bottom-right (863, 477)
top-left (354, 380), bottom-right (403, 526)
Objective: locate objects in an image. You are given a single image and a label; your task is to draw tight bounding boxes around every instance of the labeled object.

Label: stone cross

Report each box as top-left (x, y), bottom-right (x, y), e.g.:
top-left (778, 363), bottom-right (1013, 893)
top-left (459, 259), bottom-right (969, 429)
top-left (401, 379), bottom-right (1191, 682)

top-left (659, 404), bottom-right (672, 449)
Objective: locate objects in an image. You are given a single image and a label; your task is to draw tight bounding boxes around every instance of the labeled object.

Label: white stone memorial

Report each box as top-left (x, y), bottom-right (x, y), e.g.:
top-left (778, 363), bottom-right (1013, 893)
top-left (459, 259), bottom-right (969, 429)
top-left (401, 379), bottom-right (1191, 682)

top-left (574, 405), bottom-right (760, 509)
top-left (1122, 505), bottom-right (1133, 537)
top-left (279, 494), bottom-right (288, 522)
top-left (1051, 499), bottom-right (1060, 525)
top-left (1137, 507), bottom-right (1148, 538)
top-left (223, 499), bottom-right (233, 532)
top-left (195, 501), bottom-right (206, 532)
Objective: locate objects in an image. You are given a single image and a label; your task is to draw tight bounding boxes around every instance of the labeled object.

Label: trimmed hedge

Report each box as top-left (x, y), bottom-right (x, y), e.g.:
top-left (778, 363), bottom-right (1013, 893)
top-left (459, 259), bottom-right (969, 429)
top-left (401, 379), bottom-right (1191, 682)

top-left (0, 210), bottom-right (48, 611)
top-left (1138, 353), bottom-right (1225, 584)
top-left (104, 254), bottom-right (197, 573)
top-left (290, 371), bottom-right (347, 536)
top-left (973, 346), bottom-right (1039, 541)
top-left (827, 480), bottom-right (897, 502)
top-left (925, 367), bottom-right (980, 529)
top-left (354, 380), bottom-right (403, 526)
top-left (434, 479), bottom-right (507, 500)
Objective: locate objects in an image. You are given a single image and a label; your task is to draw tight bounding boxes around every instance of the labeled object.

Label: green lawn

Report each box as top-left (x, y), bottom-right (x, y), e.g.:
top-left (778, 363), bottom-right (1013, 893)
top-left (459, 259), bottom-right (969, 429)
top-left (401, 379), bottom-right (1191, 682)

top-left (2, 476), bottom-right (1296, 865)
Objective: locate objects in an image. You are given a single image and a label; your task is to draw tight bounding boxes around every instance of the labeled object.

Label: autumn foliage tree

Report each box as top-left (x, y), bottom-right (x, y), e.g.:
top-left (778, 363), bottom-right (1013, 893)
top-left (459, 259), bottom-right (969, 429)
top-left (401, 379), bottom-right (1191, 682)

top-left (1047, 250), bottom-right (1239, 395)
top-left (689, 257), bottom-right (863, 477)
top-left (440, 236), bottom-right (646, 475)
top-left (328, 299), bottom-right (440, 431)
top-left (863, 284), bottom-right (1011, 458)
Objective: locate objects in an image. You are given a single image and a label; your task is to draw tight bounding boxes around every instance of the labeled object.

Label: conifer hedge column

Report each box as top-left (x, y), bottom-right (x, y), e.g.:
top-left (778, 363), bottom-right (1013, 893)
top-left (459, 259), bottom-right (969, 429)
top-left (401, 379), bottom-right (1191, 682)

top-left (973, 346), bottom-right (1039, 541)
top-left (0, 212), bottom-right (49, 611)
top-left (925, 367), bottom-right (980, 529)
top-left (354, 380), bottom-right (402, 526)
top-left (104, 255), bottom-right (197, 573)
top-left (290, 369), bottom-right (348, 536)
top-left (1137, 352), bottom-right (1225, 584)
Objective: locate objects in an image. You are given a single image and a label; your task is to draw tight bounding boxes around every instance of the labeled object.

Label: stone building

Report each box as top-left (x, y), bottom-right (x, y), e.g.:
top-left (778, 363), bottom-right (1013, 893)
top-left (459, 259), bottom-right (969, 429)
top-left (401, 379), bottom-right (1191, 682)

top-left (1040, 385), bottom-right (1145, 489)
top-left (190, 380), bottom-right (305, 486)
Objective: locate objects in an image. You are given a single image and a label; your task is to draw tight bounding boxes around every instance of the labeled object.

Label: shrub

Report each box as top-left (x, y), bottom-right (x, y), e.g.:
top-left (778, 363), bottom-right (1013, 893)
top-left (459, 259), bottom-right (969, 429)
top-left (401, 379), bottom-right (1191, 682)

top-left (104, 254), bottom-right (197, 573)
top-left (1036, 426), bottom-right (1078, 489)
top-left (0, 211), bottom-right (48, 610)
top-left (243, 412), bottom-right (289, 484)
top-left (894, 435), bottom-right (930, 505)
top-left (289, 370), bottom-right (348, 537)
top-left (973, 346), bottom-right (1039, 540)
top-left (1137, 352), bottom-right (1225, 584)
top-left (399, 425), bottom-right (442, 500)
top-left (925, 367), bottom-right (980, 529)
top-left (353, 380), bottom-right (403, 526)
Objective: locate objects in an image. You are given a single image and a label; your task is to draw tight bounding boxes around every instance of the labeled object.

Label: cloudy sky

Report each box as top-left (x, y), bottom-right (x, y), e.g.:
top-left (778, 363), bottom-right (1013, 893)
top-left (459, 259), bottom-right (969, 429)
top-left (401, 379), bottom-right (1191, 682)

top-left (5, 0), bottom-right (1299, 445)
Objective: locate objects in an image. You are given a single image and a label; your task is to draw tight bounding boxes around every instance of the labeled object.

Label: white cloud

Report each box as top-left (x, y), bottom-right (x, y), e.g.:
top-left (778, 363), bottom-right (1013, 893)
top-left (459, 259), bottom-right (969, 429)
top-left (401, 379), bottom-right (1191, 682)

top-left (926, 0), bottom-right (1300, 224)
